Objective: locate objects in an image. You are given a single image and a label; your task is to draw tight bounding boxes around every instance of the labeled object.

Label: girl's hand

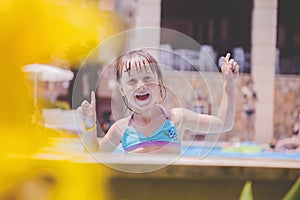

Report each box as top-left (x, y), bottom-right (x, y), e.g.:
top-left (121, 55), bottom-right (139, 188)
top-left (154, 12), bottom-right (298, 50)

top-left (77, 91), bottom-right (96, 129)
top-left (221, 53), bottom-right (239, 82)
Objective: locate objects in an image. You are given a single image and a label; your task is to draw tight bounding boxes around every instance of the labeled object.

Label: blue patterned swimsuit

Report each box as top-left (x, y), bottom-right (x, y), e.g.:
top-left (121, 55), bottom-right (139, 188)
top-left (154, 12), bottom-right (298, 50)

top-left (122, 108), bottom-right (180, 151)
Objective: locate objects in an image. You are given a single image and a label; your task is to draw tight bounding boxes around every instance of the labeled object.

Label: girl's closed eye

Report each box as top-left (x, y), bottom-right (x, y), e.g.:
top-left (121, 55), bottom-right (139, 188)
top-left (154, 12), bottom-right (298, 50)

top-left (143, 75), bottom-right (154, 82)
top-left (127, 78), bottom-right (137, 85)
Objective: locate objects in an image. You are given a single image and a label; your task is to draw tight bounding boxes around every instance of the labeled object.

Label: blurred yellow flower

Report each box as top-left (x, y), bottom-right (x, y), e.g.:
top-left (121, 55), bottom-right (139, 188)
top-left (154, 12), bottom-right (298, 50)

top-left (0, 0), bottom-right (115, 64)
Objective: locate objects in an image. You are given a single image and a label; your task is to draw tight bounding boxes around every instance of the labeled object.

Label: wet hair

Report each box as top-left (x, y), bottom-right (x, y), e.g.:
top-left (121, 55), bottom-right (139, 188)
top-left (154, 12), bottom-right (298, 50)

top-left (116, 49), bottom-right (163, 82)
top-left (115, 49), bottom-right (167, 110)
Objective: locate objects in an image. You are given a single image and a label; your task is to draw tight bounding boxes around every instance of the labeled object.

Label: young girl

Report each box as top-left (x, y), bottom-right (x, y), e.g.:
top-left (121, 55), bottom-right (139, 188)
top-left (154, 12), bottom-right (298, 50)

top-left (77, 49), bottom-right (239, 154)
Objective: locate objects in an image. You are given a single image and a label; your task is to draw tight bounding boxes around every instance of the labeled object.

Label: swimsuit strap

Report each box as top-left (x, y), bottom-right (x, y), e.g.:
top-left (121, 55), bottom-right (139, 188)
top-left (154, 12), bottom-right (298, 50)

top-left (128, 114), bottom-right (134, 126)
top-left (158, 106), bottom-right (170, 119)
top-left (127, 106), bottom-right (169, 126)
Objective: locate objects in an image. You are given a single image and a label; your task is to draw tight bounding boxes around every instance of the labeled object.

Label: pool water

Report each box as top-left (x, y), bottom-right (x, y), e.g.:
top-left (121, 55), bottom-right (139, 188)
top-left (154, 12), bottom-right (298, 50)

top-left (182, 143), bottom-right (300, 160)
top-left (115, 142), bottom-right (300, 160)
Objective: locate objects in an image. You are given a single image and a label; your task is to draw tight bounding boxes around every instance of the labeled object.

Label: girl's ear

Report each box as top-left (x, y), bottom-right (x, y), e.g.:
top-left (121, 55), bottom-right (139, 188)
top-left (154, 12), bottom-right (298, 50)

top-left (118, 83), bottom-right (124, 96)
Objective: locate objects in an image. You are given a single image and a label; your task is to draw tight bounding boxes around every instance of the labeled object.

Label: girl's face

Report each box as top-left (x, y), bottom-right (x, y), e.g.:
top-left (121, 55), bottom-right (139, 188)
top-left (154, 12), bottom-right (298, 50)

top-left (119, 65), bottom-right (160, 110)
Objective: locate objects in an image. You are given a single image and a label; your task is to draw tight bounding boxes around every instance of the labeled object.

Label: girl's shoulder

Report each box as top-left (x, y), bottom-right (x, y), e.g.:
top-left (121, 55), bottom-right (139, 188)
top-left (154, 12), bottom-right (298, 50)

top-left (158, 105), bottom-right (182, 114)
top-left (109, 116), bottom-right (131, 134)
top-left (169, 107), bottom-right (189, 115)
top-left (168, 107), bottom-right (185, 126)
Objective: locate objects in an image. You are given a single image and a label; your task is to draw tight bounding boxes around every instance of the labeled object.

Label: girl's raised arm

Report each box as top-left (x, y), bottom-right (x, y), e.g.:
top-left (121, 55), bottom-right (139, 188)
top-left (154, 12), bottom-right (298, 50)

top-left (77, 91), bottom-right (99, 152)
top-left (179, 53), bottom-right (239, 134)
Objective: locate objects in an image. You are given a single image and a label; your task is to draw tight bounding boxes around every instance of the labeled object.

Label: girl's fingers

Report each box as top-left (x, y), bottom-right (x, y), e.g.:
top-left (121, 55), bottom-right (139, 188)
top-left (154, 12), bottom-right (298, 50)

top-left (80, 92), bottom-right (96, 111)
top-left (221, 56), bottom-right (227, 64)
top-left (225, 53), bottom-right (230, 60)
top-left (91, 91), bottom-right (96, 108)
top-left (230, 65), bottom-right (239, 73)
top-left (221, 53), bottom-right (240, 75)
top-left (221, 53), bottom-right (230, 64)
top-left (235, 65), bottom-right (240, 73)
top-left (81, 100), bottom-right (88, 106)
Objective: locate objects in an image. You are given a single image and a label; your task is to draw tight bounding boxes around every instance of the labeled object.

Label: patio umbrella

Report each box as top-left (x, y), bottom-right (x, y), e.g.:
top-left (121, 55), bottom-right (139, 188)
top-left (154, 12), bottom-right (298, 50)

top-left (23, 64), bottom-right (74, 106)
top-left (23, 64), bottom-right (73, 82)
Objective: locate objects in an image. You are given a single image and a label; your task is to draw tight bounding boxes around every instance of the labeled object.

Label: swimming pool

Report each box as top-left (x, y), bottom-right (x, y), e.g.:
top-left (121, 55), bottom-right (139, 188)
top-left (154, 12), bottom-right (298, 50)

top-left (182, 145), bottom-right (300, 160)
top-left (113, 141), bottom-right (300, 160)
top-left (30, 137), bottom-right (300, 200)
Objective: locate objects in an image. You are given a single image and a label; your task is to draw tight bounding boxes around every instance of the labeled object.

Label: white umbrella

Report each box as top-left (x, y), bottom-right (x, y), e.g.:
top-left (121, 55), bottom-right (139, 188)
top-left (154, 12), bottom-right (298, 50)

top-left (22, 64), bottom-right (74, 106)
top-left (23, 64), bottom-right (73, 82)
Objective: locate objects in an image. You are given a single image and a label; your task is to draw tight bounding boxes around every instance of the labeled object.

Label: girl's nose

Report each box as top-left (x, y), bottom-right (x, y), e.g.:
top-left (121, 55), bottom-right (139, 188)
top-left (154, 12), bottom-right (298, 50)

top-left (136, 80), bottom-right (146, 90)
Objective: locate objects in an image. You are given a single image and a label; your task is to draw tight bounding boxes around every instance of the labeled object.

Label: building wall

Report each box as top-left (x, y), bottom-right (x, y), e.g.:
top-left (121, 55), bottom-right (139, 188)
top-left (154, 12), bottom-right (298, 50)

top-left (274, 75), bottom-right (300, 140)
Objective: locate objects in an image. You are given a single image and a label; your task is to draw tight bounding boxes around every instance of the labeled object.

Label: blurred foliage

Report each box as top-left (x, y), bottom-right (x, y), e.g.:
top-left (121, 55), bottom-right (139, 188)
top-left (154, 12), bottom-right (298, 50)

top-left (0, 0), bottom-right (116, 64)
top-left (0, 1), bottom-right (117, 199)
top-left (0, 0), bottom-right (117, 125)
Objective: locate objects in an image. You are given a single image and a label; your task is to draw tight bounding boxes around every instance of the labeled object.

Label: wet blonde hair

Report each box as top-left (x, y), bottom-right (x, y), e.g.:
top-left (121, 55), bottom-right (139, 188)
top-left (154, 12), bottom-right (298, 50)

top-left (116, 50), bottom-right (163, 82)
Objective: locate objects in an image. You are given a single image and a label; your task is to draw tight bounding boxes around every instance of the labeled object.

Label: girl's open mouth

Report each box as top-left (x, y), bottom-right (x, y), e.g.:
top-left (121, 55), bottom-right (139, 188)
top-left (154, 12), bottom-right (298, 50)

top-left (136, 93), bottom-right (149, 101)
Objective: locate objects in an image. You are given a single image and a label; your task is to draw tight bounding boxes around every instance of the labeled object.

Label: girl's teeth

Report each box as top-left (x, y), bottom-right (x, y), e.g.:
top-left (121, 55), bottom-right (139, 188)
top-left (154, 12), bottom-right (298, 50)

top-left (136, 94), bottom-right (149, 100)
